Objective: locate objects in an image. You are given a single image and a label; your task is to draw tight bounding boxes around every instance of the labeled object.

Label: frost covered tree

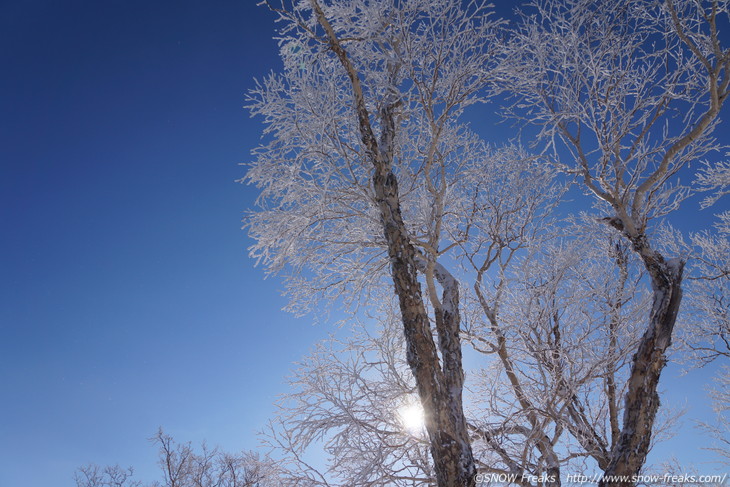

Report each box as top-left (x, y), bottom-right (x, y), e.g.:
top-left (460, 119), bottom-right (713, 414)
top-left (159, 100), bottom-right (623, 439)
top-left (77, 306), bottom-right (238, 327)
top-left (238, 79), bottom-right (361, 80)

top-left (256, 142), bottom-right (565, 486)
top-left (685, 177), bottom-right (730, 463)
top-left (75, 465), bottom-right (141, 487)
top-left (263, 315), bottom-right (434, 486)
top-left (246, 0), bottom-right (730, 484)
top-left (75, 430), bottom-right (278, 487)
top-left (148, 429), bottom-right (278, 487)
top-left (686, 213), bottom-right (730, 363)
top-left (467, 219), bottom-right (652, 481)
top-left (245, 1), bottom-right (506, 484)
top-left (260, 214), bottom-right (675, 487)
top-left (504, 0), bottom-right (730, 484)
top-left (702, 366), bottom-right (730, 465)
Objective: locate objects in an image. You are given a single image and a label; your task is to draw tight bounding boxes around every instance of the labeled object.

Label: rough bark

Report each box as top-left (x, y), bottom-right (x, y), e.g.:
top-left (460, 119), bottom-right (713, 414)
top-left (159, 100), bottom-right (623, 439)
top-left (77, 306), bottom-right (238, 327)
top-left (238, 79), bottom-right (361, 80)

top-left (599, 231), bottom-right (685, 487)
top-left (309, 1), bottom-right (477, 485)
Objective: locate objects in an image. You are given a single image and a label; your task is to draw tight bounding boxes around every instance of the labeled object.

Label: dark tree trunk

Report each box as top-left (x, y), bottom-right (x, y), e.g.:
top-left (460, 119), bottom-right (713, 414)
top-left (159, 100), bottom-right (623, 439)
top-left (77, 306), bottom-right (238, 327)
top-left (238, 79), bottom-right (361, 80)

top-left (309, 1), bottom-right (477, 485)
top-left (599, 233), bottom-right (684, 487)
top-left (374, 169), bottom-right (475, 487)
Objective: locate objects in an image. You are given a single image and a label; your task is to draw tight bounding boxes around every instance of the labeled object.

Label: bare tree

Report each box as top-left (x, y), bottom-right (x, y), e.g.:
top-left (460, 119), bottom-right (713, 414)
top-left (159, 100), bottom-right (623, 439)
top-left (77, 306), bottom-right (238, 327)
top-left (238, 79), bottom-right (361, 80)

top-left (701, 366), bottom-right (730, 465)
top-left (260, 214), bottom-right (686, 487)
top-left (686, 212), bottom-right (730, 363)
top-left (149, 429), bottom-right (278, 487)
top-left (504, 0), bottom-right (730, 484)
top-left (75, 464), bottom-right (141, 487)
top-left (152, 429), bottom-right (194, 487)
top-left (264, 316), bottom-right (434, 486)
top-left (685, 211), bottom-right (729, 463)
top-left (76, 431), bottom-right (277, 487)
top-left (246, 1), bottom-right (506, 484)
top-left (254, 133), bottom-right (578, 486)
top-left (246, 0), bottom-right (730, 484)
top-left (469, 219), bottom-right (649, 478)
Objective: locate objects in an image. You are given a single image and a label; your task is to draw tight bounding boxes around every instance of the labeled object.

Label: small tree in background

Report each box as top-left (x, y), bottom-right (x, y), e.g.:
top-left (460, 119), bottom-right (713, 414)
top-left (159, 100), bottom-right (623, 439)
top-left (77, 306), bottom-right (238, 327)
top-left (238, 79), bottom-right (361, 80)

top-left (74, 430), bottom-right (277, 487)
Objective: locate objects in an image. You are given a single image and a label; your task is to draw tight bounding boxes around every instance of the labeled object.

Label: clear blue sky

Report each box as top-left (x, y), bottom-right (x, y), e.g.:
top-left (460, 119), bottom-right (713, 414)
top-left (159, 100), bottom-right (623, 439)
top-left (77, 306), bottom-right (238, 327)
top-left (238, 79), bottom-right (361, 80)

top-left (0, 1), bottom-right (335, 485)
top-left (0, 1), bottom-right (727, 486)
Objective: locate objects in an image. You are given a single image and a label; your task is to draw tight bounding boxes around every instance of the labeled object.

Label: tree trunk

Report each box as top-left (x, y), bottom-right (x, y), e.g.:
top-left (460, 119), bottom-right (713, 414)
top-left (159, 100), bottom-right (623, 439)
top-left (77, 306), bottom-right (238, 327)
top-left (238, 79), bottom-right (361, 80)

top-left (375, 169), bottom-right (476, 487)
top-left (599, 234), bottom-right (684, 487)
top-left (308, 1), bottom-right (477, 484)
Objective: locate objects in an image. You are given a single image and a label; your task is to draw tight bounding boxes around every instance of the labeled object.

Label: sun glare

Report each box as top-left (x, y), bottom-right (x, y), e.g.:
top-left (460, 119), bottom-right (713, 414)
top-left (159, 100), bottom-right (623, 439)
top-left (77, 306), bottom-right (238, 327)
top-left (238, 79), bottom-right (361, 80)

top-left (398, 400), bottom-right (425, 434)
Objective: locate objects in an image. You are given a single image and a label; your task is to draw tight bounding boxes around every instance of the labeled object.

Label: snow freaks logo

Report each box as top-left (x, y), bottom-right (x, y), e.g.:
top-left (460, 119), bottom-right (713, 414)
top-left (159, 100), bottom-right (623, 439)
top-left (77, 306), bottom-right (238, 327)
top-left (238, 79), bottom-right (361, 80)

top-left (474, 472), bottom-right (729, 485)
top-left (475, 473), bottom-right (556, 484)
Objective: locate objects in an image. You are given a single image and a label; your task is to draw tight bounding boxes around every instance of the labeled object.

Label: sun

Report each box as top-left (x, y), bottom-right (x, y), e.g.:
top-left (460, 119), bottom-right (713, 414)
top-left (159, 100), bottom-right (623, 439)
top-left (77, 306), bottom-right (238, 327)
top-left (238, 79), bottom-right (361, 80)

top-left (398, 400), bottom-right (426, 435)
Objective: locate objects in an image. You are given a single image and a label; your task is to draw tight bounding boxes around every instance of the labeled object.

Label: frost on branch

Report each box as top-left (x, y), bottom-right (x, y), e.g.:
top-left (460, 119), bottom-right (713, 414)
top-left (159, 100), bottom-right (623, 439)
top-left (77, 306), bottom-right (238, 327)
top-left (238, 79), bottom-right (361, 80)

top-left (696, 159), bottom-right (730, 209)
top-left (263, 314), bottom-right (434, 487)
top-left (503, 0), bottom-right (730, 483)
top-left (261, 214), bottom-right (682, 485)
top-left (74, 430), bottom-right (279, 487)
top-left (685, 211), bottom-right (730, 364)
top-left (246, 0), bottom-right (730, 484)
top-left (246, 1), bottom-right (505, 485)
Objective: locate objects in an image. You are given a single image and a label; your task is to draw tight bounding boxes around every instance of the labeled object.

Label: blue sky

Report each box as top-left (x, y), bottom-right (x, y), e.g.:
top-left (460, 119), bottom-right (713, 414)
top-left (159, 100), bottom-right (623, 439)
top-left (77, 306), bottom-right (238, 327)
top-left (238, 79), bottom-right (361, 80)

top-left (0, 1), bottom-right (727, 486)
top-left (0, 1), bottom-right (336, 485)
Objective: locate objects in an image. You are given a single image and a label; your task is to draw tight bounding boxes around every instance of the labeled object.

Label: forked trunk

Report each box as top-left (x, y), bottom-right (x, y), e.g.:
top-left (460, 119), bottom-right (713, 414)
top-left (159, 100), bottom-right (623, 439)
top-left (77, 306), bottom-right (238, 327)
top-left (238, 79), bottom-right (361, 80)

top-left (308, 1), bottom-right (477, 484)
top-left (374, 170), bottom-right (476, 487)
